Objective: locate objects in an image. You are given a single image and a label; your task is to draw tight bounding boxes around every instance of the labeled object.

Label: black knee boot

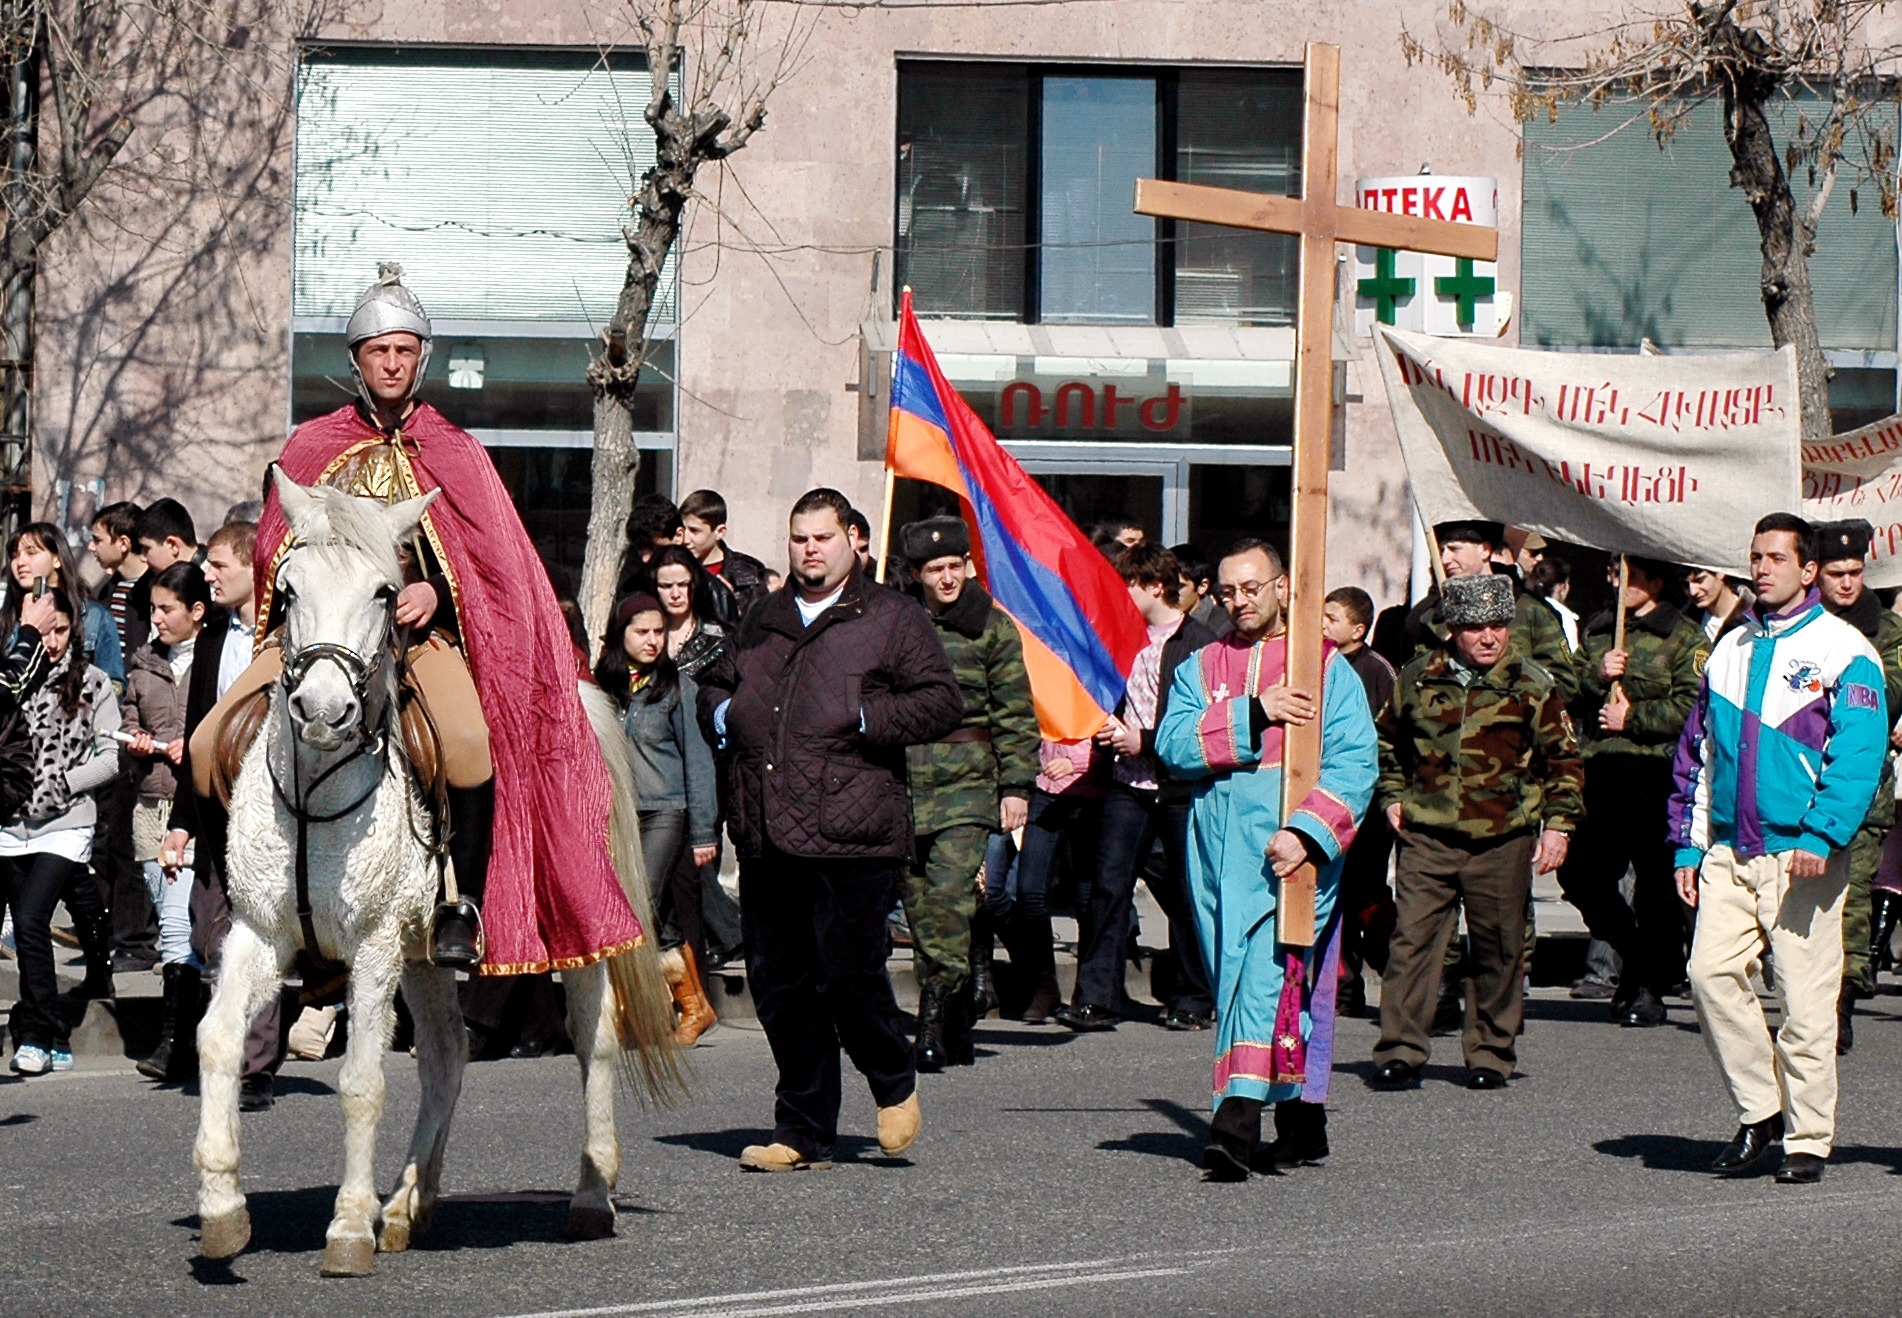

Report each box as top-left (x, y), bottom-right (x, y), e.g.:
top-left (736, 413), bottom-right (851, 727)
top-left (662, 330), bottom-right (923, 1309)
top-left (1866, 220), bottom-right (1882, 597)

top-left (431, 780), bottom-right (494, 970)
top-left (1873, 891), bottom-right (1902, 977)
top-left (1204, 1096), bottom-right (1262, 1182)
top-left (138, 962), bottom-right (202, 1082)
top-left (73, 908), bottom-right (115, 1000)
top-left (914, 984), bottom-right (950, 1073)
top-left (970, 909), bottom-right (998, 1020)
top-left (1006, 910), bottom-right (1061, 1023)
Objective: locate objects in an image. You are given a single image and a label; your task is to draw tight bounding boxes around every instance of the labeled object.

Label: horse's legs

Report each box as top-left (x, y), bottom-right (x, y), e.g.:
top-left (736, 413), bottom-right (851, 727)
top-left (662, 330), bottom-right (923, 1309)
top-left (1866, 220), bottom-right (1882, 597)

top-left (561, 961), bottom-right (621, 1240)
top-left (194, 922), bottom-right (284, 1259)
top-left (379, 961), bottom-right (465, 1253)
top-left (321, 941), bottom-right (402, 1277)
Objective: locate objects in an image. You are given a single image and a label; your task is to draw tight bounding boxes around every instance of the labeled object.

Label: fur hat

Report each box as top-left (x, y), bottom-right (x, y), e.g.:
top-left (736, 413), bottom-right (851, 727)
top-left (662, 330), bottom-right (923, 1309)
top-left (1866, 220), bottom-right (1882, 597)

top-left (1816, 518), bottom-right (1874, 564)
top-left (1442, 573), bottom-right (1516, 627)
top-left (1434, 519), bottom-right (1506, 550)
top-left (899, 515), bottom-right (971, 566)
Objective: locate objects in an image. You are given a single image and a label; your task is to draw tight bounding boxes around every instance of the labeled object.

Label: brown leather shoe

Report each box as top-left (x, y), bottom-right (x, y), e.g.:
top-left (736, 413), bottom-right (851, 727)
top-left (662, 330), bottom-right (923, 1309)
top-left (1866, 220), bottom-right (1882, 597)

top-left (738, 1142), bottom-right (832, 1172)
top-left (877, 1092), bottom-right (921, 1156)
top-left (671, 944), bottom-right (718, 1047)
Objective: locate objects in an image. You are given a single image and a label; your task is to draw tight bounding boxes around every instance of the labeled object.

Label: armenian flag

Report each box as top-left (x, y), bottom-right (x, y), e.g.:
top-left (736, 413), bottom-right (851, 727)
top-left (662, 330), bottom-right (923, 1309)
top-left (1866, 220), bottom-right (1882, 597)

top-left (885, 290), bottom-right (1148, 740)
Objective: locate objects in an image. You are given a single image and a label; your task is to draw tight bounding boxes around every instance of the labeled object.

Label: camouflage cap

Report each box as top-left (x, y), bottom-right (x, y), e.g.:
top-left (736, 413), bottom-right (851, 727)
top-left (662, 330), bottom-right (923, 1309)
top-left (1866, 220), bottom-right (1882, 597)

top-left (1442, 572), bottom-right (1516, 627)
top-left (899, 515), bottom-right (971, 566)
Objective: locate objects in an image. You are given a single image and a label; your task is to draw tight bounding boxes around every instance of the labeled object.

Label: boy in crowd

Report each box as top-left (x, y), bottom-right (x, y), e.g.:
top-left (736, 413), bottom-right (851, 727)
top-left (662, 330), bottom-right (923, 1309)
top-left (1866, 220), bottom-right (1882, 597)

top-left (681, 489), bottom-right (770, 618)
top-left (89, 501), bottom-right (150, 656)
top-left (1323, 586), bottom-right (1400, 1016)
top-left (134, 499), bottom-right (202, 572)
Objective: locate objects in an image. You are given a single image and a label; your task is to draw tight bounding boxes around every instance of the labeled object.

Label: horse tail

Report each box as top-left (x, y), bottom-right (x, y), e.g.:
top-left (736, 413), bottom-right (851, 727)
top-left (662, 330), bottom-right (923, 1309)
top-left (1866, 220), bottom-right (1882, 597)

top-left (578, 681), bottom-right (689, 1107)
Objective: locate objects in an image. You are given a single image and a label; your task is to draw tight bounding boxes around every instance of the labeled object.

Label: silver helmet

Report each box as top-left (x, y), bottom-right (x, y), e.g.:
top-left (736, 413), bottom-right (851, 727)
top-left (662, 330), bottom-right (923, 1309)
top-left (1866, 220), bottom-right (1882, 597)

top-left (345, 262), bottom-right (432, 406)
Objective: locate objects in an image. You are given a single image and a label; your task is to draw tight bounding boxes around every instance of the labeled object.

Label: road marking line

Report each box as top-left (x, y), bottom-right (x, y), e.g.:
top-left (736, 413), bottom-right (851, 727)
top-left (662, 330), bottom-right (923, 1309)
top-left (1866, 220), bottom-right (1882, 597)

top-left (498, 1253), bottom-right (1223, 1318)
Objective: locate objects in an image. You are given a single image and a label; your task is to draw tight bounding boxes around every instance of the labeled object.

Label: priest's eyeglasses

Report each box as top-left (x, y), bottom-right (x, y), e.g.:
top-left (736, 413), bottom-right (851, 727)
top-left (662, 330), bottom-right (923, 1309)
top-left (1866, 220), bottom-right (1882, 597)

top-left (1215, 580), bottom-right (1273, 603)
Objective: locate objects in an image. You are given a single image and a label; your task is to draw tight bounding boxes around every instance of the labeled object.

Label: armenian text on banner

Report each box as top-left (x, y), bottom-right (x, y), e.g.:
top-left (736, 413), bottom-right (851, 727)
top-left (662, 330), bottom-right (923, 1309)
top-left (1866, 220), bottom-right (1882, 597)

top-left (1374, 325), bottom-right (1801, 572)
top-left (1803, 414), bottom-right (1902, 588)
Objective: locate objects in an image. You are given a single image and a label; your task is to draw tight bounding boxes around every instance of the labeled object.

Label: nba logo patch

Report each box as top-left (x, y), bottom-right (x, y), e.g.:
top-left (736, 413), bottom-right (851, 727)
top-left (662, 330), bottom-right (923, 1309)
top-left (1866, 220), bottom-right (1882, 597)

top-left (1844, 683), bottom-right (1880, 711)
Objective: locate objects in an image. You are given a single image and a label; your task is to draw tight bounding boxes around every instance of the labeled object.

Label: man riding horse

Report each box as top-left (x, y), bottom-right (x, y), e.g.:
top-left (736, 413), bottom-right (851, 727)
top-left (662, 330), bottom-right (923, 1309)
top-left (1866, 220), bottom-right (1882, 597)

top-left (191, 264), bottom-right (643, 975)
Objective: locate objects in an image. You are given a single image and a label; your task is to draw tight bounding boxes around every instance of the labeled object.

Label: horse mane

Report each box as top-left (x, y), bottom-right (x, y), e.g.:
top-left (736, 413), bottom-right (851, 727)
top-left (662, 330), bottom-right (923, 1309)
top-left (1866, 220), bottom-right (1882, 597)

top-left (290, 487), bottom-right (405, 583)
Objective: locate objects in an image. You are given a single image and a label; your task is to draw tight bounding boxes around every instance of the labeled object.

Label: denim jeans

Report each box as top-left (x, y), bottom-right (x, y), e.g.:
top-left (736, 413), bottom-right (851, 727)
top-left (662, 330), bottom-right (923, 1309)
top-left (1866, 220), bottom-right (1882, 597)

top-left (141, 859), bottom-right (200, 968)
top-left (1, 852), bottom-right (92, 1049)
top-left (1074, 785), bottom-right (1212, 1016)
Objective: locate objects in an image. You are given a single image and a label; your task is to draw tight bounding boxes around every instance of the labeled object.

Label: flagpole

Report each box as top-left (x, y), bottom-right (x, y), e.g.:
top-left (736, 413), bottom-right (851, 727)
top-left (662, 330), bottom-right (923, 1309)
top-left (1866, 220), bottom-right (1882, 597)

top-left (875, 463), bottom-right (896, 584)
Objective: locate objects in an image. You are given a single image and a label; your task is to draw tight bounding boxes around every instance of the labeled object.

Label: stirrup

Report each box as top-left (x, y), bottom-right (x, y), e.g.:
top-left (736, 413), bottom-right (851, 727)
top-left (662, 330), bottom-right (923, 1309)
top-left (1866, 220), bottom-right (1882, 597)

top-left (429, 898), bottom-right (485, 970)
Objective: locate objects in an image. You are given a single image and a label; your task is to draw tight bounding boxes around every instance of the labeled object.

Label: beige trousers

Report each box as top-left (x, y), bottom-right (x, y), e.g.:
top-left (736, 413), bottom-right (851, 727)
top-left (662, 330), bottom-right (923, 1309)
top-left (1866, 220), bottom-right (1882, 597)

top-left (1689, 844), bottom-right (1849, 1157)
top-left (189, 634), bottom-right (493, 797)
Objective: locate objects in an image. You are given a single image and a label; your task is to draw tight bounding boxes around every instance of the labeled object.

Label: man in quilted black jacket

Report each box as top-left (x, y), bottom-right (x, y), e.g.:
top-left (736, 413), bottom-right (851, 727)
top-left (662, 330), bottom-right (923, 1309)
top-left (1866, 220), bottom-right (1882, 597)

top-left (698, 487), bottom-right (962, 1172)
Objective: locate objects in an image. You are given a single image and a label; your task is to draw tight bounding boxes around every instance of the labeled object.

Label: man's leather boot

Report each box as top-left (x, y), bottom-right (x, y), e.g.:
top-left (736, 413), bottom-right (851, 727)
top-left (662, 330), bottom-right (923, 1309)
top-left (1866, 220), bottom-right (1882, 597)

top-left (1203, 1096), bottom-right (1262, 1182)
top-left (73, 909), bottom-right (115, 999)
top-left (969, 910), bottom-right (998, 1019)
top-left (1263, 1099), bottom-right (1330, 1169)
top-left (945, 979), bottom-right (976, 1066)
top-left (914, 984), bottom-right (950, 1072)
top-left (1872, 890), bottom-right (1901, 974)
top-left (431, 779), bottom-right (494, 970)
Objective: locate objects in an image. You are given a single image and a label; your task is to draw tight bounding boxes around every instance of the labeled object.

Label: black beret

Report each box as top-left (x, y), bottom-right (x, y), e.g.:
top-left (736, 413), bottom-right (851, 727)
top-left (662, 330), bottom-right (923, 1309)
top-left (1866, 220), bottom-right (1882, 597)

top-left (898, 515), bottom-right (971, 566)
top-left (1815, 519), bottom-right (1873, 564)
top-left (1434, 519), bottom-right (1506, 549)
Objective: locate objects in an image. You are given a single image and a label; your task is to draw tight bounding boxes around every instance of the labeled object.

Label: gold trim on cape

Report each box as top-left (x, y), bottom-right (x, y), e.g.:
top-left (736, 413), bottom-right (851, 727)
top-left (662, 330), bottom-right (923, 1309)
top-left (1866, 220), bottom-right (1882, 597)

top-left (476, 932), bottom-right (645, 977)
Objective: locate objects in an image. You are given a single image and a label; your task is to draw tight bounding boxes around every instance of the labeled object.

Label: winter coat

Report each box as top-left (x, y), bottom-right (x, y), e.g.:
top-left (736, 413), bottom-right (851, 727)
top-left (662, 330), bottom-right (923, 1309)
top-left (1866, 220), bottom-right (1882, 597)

top-left (1827, 589), bottom-right (1902, 832)
top-left (697, 565), bottom-right (962, 860)
top-left (904, 581), bottom-right (1040, 835)
top-left (1573, 601), bottom-right (1710, 762)
top-left (119, 640), bottom-right (193, 801)
top-left (619, 671), bottom-right (719, 848)
top-left (7, 654), bottom-right (120, 840)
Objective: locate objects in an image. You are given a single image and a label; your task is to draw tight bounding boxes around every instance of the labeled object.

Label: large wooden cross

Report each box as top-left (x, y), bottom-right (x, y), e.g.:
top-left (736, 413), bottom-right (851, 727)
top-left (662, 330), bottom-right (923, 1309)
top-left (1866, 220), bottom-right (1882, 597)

top-left (1135, 42), bottom-right (1498, 945)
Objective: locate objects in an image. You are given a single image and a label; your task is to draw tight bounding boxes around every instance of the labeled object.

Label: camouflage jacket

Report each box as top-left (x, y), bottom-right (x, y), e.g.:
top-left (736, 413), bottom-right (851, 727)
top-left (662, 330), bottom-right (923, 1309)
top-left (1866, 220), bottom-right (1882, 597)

top-left (1828, 590), bottom-right (1902, 830)
top-left (1573, 601), bottom-right (1710, 761)
top-left (1378, 645), bottom-right (1586, 841)
top-left (1402, 582), bottom-right (1579, 704)
top-left (905, 582), bottom-right (1041, 835)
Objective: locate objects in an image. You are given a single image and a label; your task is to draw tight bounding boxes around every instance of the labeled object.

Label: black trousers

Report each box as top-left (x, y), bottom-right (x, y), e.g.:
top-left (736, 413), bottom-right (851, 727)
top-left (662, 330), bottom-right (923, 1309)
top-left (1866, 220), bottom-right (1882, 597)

top-left (740, 845), bottom-right (916, 1157)
top-left (2, 852), bottom-right (92, 1049)
top-left (1340, 809), bottom-right (1397, 979)
top-left (1074, 785), bottom-right (1211, 1015)
top-left (1555, 755), bottom-right (1687, 995)
top-left (102, 774), bottom-right (156, 961)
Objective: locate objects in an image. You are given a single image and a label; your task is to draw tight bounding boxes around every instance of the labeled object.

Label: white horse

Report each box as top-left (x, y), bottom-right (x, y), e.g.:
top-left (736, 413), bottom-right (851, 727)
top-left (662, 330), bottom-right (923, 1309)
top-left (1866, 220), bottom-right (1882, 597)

top-left (194, 469), bottom-right (681, 1276)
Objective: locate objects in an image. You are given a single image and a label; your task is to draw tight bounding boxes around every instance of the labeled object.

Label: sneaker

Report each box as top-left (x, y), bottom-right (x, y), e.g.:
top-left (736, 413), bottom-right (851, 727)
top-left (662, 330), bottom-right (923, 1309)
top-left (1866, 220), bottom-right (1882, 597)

top-left (49, 1049), bottom-right (73, 1072)
top-left (10, 1044), bottom-right (50, 1075)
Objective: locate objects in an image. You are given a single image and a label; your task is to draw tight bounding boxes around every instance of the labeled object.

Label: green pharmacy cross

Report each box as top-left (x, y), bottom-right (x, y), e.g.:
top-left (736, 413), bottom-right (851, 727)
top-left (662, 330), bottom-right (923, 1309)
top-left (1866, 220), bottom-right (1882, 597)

top-left (1358, 248), bottom-right (1414, 325)
top-left (1434, 257), bottom-right (1495, 329)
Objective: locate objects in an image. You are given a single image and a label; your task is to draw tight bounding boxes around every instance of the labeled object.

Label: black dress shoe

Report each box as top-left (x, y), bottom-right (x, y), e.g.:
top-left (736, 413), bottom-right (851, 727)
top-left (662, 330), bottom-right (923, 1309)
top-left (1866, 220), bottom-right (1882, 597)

top-left (1163, 1008), bottom-right (1213, 1032)
top-left (1621, 987), bottom-right (1667, 1028)
top-left (1201, 1143), bottom-right (1250, 1182)
top-left (1055, 1003), bottom-right (1119, 1032)
top-left (1370, 1059), bottom-right (1421, 1090)
top-left (1775, 1152), bottom-right (1826, 1184)
top-left (1261, 1100), bottom-right (1329, 1168)
top-left (1465, 1068), bottom-right (1508, 1090)
top-left (239, 1075), bottom-right (275, 1113)
top-left (1711, 1114), bottom-right (1784, 1175)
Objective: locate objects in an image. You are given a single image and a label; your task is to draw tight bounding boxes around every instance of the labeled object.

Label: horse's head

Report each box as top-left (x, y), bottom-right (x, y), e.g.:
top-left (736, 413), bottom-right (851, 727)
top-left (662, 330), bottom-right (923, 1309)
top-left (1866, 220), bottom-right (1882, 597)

top-left (270, 466), bottom-right (437, 753)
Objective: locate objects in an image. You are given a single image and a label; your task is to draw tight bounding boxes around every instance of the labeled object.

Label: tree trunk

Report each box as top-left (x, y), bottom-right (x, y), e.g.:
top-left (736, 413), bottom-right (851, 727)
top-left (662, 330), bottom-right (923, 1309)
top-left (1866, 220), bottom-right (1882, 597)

top-left (578, 181), bottom-right (685, 651)
top-left (1721, 73), bottom-right (1832, 441)
top-left (0, 25), bottom-right (34, 530)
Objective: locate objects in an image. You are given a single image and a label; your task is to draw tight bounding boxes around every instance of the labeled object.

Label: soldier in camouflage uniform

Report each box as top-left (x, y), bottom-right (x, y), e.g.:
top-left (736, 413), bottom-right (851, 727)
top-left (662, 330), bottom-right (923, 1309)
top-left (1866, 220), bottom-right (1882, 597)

top-left (898, 517), bottom-right (1041, 1072)
top-left (1814, 520), bottom-right (1902, 1052)
top-left (1372, 573), bottom-right (1585, 1089)
top-left (1558, 556), bottom-right (1710, 1028)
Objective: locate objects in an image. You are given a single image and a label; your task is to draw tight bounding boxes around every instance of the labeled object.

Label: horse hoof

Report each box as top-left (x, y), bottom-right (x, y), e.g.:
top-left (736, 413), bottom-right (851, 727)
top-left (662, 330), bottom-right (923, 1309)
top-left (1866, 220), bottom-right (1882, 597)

top-left (377, 1219), bottom-right (410, 1254)
top-left (320, 1236), bottom-right (376, 1277)
top-left (199, 1209), bottom-right (251, 1260)
top-left (560, 1205), bottom-right (616, 1241)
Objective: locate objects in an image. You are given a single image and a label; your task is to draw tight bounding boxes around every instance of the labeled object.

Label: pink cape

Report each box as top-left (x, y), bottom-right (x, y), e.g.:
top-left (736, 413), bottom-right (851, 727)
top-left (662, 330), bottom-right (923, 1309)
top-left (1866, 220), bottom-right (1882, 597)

top-left (255, 403), bottom-right (644, 974)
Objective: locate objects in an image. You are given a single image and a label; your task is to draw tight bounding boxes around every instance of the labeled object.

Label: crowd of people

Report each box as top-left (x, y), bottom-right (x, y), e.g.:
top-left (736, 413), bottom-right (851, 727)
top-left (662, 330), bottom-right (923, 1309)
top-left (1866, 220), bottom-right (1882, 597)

top-left (2, 261), bottom-right (1888, 1195)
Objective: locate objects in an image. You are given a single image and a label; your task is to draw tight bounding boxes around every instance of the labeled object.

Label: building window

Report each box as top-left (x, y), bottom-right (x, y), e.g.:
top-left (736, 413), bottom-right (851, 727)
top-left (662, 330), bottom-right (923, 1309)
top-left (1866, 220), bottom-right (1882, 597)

top-left (895, 61), bottom-right (1301, 326)
top-left (1522, 95), bottom-right (1896, 352)
top-left (291, 46), bottom-right (678, 576)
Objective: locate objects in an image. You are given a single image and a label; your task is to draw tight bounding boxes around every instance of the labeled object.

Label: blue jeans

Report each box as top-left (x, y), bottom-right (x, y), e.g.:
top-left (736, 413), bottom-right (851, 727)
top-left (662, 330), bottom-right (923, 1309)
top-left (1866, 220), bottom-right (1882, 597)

top-left (142, 859), bottom-right (199, 968)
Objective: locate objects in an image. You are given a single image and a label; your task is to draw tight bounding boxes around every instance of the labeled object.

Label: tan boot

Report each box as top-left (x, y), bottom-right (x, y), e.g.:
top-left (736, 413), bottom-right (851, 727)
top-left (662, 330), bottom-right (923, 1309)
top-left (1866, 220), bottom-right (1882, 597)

top-left (877, 1091), bottom-right (921, 1156)
top-left (738, 1142), bottom-right (832, 1172)
top-left (672, 944), bottom-right (718, 1047)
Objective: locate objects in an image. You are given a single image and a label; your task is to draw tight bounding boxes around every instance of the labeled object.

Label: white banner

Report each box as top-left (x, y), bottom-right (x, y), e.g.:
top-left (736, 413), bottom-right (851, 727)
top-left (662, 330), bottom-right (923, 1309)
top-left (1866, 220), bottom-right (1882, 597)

top-left (1802, 416), bottom-right (1902, 587)
top-left (1375, 327), bottom-right (1801, 573)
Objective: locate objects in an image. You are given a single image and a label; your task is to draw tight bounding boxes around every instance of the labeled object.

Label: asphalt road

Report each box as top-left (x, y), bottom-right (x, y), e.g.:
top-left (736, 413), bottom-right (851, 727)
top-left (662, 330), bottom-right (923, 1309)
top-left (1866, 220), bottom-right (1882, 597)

top-left (5, 986), bottom-right (1902, 1318)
